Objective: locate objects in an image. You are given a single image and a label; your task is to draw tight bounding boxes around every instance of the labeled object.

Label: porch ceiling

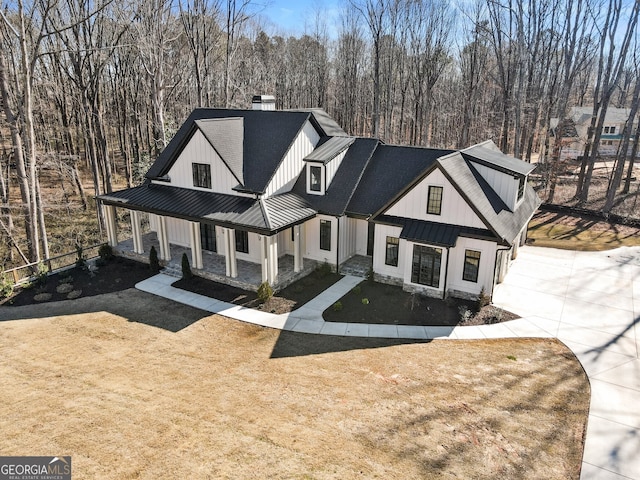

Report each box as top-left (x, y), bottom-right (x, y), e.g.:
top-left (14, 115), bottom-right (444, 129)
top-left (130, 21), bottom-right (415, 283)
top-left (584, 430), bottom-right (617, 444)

top-left (97, 183), bottom-right (316, 234)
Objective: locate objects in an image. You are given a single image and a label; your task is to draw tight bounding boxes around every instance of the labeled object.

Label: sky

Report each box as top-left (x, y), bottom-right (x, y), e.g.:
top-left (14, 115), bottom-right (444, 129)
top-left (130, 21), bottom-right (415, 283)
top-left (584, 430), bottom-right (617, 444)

top-left (258, 0), bottom-right (340, 35)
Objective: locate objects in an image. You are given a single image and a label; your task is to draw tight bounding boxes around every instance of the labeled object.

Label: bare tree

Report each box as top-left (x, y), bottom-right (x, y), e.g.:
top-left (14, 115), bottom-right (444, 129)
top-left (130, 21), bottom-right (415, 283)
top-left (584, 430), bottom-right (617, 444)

top-left (576, 0), bottom-right (640, 203)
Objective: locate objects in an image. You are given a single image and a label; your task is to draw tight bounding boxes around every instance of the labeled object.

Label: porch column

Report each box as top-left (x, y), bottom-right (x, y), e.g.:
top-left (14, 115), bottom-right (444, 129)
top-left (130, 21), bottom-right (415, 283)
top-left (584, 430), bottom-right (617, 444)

top-left (189, 222), bottom-right (203, 269)
top-left (130, 210), bottom-right (144, 254)
top-left (223, 228), bottom-right (238, 278)
top-left (104, 204), bottom-right (118, 247)
top-left (293, 224), bottom-right (303, 273)
top-left (267, 235), bottom-right (278, 284)
top-left (157, 215), bottom-right (171, 261)
top-left (259, 235), bottom-right (268, 283)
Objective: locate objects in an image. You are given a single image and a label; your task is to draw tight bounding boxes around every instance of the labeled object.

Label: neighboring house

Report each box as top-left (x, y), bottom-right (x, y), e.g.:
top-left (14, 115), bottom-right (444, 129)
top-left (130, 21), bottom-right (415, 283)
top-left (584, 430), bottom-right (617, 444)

top-left (97, 96), bottom-right (539, 300)
top-left (550, 106), bottom-right (639, 160)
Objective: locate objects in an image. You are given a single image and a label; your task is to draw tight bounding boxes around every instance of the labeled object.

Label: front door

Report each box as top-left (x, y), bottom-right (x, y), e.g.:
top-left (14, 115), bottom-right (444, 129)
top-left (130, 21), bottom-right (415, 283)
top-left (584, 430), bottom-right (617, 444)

top-left (366, 222), bottom-right (375, 256)
top-left (200, 223), bottom-right (216, 252)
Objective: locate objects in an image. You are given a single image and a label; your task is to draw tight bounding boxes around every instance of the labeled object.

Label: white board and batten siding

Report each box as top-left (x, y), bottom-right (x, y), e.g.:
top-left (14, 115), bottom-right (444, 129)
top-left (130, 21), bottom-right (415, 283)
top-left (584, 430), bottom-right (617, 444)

top-left (469, 161), bottom-right (520, 211)
top-left (354, 219), bottom-right (369, 256)
top-left (385, 168), bottom-right (486, 229)
top-left (325, 148), bottom-right (348, 189)
top-left (157, 129), bottom-right (251, 197)
top-left (338, 216), bottom-right (360, 264)
top-left (265, 121), bottom-right (320, 197)
top-left (303, 215), bottom-right (336, 265)
top-left (149, 215), bottom-right (192, 247)
top-left (372, 224), bottom-right (404, 281)
top-left (446, 237), bottom-right (498, 297)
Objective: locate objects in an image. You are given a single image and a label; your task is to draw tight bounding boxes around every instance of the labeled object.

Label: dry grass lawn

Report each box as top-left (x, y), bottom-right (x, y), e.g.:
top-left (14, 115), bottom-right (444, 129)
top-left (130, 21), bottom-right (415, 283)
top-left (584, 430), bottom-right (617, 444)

top-left (0, 290), bottom-right (589, 479)
top-left (528, 211), bottom-right (640, 251)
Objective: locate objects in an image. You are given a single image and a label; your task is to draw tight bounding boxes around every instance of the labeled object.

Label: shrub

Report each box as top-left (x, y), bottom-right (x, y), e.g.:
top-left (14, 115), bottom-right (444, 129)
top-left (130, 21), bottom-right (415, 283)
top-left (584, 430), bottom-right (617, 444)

top-left (56, 283), bottom-right (74, 294)
top-left (257, 281), bottom-right (273, 302)
top-left (316, 261), bottom-right (332, 278)
top-left (0, 274), bottom-right (14, 299)
top-left (332, 301), bottom-right (343, 312)
top-left (181, 253), bottom-right (192, 279)
top-left (361, 297), bottom-right (369, 305)
top-left (476, 287), bottom-right (490, 312)
top-left (35, 262), bottom-right (48, 286)
top-left (98, 244), bottom-right (114, 261)
top-left (149, 246), bottom-right (160, 273)
top-left (75, 243), bottom-right (86, 269)
top-left (458, 305), bottom-right (473, 323)
top-left (351, 285), bottom-right (361, 294)
top-left (366, 267), bottom-right (374, 282)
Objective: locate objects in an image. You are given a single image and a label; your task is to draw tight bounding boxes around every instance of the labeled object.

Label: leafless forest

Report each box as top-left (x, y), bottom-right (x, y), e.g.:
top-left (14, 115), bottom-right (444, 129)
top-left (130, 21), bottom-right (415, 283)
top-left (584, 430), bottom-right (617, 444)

top-left (1, 0), bottom-right (639, 270)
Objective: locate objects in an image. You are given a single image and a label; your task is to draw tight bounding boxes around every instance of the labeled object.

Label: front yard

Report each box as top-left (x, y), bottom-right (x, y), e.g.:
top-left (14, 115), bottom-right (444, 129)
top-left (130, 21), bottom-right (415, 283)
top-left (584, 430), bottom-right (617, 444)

top-left (0, 289), bottom-right (589, 479)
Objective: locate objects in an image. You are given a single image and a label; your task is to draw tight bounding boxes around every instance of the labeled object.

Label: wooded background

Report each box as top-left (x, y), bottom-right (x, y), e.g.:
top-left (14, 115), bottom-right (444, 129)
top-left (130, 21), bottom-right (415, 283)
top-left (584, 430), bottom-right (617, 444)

top-left (1, 0), bottom-right (639, 269)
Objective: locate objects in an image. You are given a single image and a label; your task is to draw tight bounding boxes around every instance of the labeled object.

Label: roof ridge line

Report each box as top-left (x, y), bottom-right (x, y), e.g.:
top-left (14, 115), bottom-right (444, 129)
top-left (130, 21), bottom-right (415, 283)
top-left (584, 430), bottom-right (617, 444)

top-left (259, 197), bottom-right (273, 230)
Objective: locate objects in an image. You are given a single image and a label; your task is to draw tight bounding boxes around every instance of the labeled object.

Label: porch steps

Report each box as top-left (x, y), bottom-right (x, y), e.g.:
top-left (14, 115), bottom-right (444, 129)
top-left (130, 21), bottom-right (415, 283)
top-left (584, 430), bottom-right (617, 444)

top-left (162, 263), bottom-right (182, 278)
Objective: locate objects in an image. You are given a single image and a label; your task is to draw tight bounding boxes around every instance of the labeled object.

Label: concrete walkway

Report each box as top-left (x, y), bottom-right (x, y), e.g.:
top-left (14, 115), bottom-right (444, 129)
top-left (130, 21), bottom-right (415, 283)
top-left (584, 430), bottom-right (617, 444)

top-left (136, 245), bottom-right (640, 480)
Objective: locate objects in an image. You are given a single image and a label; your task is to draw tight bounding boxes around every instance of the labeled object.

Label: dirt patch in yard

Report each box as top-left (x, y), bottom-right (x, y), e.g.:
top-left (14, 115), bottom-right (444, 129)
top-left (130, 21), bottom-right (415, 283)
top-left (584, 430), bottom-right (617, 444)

top-left (0, 290), bottom-right (589, 479)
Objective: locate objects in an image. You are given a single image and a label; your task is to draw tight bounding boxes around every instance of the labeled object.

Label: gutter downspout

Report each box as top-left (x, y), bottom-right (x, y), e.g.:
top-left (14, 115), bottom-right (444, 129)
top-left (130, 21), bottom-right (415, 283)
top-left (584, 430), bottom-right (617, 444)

top-left (492, 244), bottom-right (512, 301)
top-left (336, 216), bottom-right (340, 274)
top-left (442, 246), bottom-right (450, 299)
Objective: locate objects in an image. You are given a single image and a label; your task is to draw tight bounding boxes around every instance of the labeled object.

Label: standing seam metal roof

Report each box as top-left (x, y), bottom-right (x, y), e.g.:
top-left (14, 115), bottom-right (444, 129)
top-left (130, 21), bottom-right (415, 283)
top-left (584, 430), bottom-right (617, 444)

top-left (97, 183), bottom-right (316, 234)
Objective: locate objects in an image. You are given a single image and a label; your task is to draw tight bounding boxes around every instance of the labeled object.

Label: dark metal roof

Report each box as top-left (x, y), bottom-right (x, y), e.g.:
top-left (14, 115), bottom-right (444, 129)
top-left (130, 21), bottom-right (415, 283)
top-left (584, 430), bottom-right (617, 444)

top-left (462, 141), bottom-right (536, 176)
top-left (97, 183), bottom-right (316, 234)
top-left (376, 215), bottom-right (494, 247)
top-left (346, 145), bottom-right (455, 217)
top-left (146, 108), bottom-right (313, 194)
top-left (304, 136), bottom-right (355, 163)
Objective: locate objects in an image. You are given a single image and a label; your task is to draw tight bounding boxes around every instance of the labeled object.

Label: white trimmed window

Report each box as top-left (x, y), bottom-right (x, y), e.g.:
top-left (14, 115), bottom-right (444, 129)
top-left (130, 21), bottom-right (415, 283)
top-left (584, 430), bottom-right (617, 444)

top-left (427, 186), bottom-right (443, 215)
top-left (463, 250), bottom-right (481, 283)
top-left (307, 164), bottom-right (325, 195)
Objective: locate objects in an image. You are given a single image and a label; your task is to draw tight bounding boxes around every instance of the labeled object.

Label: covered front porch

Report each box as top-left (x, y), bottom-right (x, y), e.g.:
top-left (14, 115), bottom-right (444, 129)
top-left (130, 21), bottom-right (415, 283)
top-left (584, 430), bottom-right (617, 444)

top-left (115, 232), bottom-right (317, 292)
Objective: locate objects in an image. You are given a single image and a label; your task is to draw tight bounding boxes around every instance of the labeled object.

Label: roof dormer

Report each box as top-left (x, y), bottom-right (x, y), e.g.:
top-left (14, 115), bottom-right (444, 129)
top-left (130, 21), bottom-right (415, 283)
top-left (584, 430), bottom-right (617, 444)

top-left (304, 136), bottom-right (355, 195)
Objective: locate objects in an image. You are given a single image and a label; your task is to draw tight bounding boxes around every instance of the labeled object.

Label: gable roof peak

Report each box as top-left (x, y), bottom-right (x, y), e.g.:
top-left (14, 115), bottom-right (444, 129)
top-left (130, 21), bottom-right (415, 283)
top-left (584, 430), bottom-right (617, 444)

top-left (195, 117), bottom-right (244, 185)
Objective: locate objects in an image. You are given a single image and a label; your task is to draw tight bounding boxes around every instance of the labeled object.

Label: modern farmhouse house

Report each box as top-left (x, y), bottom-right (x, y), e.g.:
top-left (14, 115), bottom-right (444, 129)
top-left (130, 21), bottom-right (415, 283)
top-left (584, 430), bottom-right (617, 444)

top-left (549, 106), bottom-right (639, 160)
top-left (98, 96), bottom-right (539, 299)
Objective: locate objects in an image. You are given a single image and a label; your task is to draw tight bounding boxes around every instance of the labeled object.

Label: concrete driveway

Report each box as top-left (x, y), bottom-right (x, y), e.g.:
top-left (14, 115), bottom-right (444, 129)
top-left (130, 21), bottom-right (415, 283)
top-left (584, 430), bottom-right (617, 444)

top-left (492, 245), bottom-right (640, 480)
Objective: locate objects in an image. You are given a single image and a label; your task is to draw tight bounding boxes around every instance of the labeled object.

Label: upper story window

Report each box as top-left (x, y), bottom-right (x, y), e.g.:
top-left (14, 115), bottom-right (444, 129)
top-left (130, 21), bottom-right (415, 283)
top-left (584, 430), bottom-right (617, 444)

top-left (310, 166), bottom-right (322, 191)
top-left (604, 126), bottom-right (616, 134)
top-left (427, 186), bottom-right (443, 215)
top-left (307, 164), bottom-right (324, 195)
top-left (192, 163), bottom-right (211, 189)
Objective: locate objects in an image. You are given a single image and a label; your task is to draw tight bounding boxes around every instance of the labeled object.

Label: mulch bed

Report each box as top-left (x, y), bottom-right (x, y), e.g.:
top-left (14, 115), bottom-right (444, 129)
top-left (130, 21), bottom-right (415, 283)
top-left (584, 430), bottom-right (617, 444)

top-left (323, 279), bottom-right (518, 326)
top-left (3, 256), bottom-right (517, 327)
top-left (173, 269), bottom-right (342, 314)
top-left (2, 257), bottom-right (155, 307)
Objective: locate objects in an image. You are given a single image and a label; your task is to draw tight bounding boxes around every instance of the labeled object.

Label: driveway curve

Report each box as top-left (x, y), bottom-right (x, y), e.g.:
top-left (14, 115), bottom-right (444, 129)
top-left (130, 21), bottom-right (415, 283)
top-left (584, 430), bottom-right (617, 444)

top-left (492, 246), bottom-right (640, 480)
